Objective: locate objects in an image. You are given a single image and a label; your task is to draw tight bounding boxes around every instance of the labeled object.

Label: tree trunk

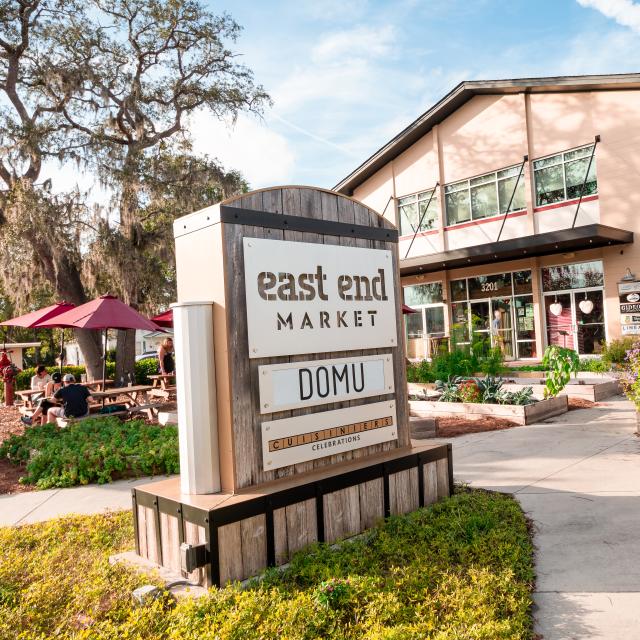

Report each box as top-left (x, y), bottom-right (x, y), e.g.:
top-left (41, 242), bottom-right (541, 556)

top-left (74, 328), bottom-right (103, 380)
top-left (115, 329), bottom-right (136, 385)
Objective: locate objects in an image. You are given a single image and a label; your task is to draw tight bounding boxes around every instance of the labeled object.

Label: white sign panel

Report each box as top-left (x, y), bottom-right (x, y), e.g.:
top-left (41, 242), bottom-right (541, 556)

top-left (618, 282), bottom-right (640, 295)
top-left (259, 353), bottom-right (395, 414)
top-left (243, 237), bottom-right (397, 358)
top-left (262, 400), bottom-right (397, 470)
top-left (622, 324), bottom-right (640, 335)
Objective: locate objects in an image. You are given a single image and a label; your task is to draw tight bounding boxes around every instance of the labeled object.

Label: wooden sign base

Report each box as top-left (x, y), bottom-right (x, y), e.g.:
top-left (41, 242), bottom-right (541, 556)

top-left (132, 443), bottom-right (452, 587)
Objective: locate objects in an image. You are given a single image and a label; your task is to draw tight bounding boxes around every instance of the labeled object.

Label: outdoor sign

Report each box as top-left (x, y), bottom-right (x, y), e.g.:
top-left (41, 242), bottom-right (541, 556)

top-left (258, 353), bottom-right (395, 413)
top-left (261, 400), bottom-right (397, 470)
top-left (618, 282), bottom-right (640, 334)
top-left (243, 237), bottom-right (397, 358)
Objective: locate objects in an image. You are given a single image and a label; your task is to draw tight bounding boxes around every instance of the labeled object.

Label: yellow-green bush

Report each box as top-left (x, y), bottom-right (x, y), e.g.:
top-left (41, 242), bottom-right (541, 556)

top-left (0, 489), bottom-right (535, 640)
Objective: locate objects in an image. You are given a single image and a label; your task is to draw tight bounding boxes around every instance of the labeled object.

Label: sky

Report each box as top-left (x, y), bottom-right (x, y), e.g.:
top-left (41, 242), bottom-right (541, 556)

top-left (46, 0), bottom-right (640, 194)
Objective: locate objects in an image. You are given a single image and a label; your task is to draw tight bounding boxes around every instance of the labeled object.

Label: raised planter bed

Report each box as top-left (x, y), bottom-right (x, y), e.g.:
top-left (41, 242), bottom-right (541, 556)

top-left (409, 395), bottom-right (568, 426)
top-left (500, 377), bottom-right (620, 402)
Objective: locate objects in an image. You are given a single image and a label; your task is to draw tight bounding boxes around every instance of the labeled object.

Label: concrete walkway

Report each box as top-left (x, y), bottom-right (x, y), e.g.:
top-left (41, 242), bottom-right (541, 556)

top-left (431, 395), bottom-right (640, 639)
top-left (0, 475), bottom-right (176, 527)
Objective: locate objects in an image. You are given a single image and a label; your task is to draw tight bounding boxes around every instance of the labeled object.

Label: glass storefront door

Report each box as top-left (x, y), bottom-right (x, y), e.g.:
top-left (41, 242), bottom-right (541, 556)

top-left (544, 289), bottom-right (605, 355)
top-left (491, 298), bottom-right (514, 359)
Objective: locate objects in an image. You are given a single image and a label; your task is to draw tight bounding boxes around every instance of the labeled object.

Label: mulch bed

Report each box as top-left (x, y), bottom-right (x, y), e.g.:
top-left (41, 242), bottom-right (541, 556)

top-left (435, 416), bottom-right (519, 438)
top-left (0, 404), bottom-right (32, 495)
top-left (568, 397), bottom-right (597, 410)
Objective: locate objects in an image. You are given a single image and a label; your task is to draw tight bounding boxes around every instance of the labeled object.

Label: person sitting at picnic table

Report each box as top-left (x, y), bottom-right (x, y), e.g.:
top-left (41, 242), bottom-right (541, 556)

top-left (30, 364), bottom-right (52, 402)
top-left (21, 371), bottom-right (63, 426)
top-left (157, 337), bottom-right (175, 375)
top-left (46, 374), bottom-right (92, 424)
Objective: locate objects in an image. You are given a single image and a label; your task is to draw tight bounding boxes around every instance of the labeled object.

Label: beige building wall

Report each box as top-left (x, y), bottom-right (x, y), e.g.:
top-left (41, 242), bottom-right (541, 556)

top-left (352, 87), bottom-right (640, 356)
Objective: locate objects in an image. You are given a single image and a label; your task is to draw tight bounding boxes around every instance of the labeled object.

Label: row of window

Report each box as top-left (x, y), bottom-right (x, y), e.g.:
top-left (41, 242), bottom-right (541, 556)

top-left (404, 261), bottom-right (604, 305)
top-left (397, 143), bottom-right (597, 236)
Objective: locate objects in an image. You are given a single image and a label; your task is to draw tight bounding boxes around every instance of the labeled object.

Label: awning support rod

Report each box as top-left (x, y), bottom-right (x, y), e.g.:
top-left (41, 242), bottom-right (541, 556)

top-left (571, 135), bottom-right (600, 229)
top-left (496, 156), bottom-right (527, 243)
top-left (404, 182), bottom-right (439, 259)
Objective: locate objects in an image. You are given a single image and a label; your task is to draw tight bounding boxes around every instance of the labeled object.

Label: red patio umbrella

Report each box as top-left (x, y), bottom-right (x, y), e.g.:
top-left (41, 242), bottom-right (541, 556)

top-left (38, 295), bottom-right (159, 392)
top-left (402, 304), bottom-right (418, 314)
top-left (151, 309), bottom-right (173, 328)
top-left (0, 302), bottom-right (76, 372)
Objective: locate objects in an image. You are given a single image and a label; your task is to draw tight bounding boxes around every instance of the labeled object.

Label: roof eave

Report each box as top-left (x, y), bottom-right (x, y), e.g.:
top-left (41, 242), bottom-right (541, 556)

top-left (334, 73), bottom-right (640, 196)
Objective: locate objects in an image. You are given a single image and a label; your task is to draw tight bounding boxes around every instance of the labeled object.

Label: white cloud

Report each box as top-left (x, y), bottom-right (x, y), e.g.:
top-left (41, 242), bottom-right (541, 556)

top-left (576, 0), bottom-right (640, 33)
top-left (311, 25), bottom-right (396, 62)
top-left (188, 112), bottom-right (296, 189)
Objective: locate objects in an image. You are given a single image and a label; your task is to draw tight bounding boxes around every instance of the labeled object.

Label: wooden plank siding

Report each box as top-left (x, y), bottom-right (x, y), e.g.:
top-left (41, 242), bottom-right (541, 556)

top-left (219, 187), bottom-right (409, 491)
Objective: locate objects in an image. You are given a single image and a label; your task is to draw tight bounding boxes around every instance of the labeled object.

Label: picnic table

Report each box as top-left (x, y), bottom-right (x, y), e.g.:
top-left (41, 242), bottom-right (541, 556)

top-left (148, 373), bottom-right (176, 400)
top-left (16, 379), bottom-right (114, 411)
top-left (90, 384), bottom-right (153, 408)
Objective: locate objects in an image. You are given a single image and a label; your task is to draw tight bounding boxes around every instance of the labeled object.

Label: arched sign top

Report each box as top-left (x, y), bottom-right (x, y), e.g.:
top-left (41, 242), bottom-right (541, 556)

top-left (174, 184), bottom-right (408, 491)
top-left (220, 185), bottom-right (396, 230)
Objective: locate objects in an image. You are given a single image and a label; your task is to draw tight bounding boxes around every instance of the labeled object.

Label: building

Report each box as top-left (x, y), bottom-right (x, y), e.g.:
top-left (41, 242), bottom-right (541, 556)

top-left (335, 73), bottom-right (639, 361)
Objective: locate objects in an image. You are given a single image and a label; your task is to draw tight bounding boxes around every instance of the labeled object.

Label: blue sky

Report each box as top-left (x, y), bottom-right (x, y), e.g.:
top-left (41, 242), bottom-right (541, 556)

top-left (189, 0), bottom-right (640, 191)
top-left (46, 0), bottom-right (640, 195)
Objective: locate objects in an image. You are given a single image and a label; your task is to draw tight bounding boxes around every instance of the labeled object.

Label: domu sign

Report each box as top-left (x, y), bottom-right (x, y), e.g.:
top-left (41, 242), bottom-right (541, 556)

top-left (243, 238), bottom-right (397, 358)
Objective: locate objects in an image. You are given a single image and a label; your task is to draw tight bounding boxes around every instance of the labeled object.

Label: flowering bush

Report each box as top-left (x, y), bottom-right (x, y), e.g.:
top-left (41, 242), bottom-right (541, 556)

top-left (620, 343), bottom-right (640, 410)
top-left (458, 379), bottom-right (481, 403)
top-left (314, 578), bottom-right (352, 609)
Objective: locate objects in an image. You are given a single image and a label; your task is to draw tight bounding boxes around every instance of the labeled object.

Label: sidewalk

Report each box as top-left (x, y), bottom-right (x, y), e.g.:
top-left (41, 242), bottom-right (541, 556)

top-left (0, 475), bottom-right (177, 527)
top-left (429, 395), bottom-right (640, 639)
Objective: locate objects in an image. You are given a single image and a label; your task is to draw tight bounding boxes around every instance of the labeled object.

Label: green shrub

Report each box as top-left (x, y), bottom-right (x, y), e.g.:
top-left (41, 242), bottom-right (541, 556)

top-left (601, 337), bottom-right (637, 366)
top-left (134, 356), bottom-right (160, 384)
top-left (578, 357), bottom-right (610, 373)
top-left (0, 489), bottom-right (535, 639)
top-left (12, 364), bottom-right (117, 391)
top-left (0, 418), bottom-right (178, 488)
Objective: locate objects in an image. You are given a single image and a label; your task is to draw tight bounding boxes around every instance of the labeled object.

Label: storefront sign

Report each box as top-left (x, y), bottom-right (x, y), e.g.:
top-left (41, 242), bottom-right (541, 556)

top-left (243, 238), bottom-right (397, 358)
top-left (620, 303), bottom-right (640, 313)
top-left (622, 314), bottom-right (640, 324)
top-left (258, 354), bottom-right (394, 414)
top-left (618, 282), bottom-right (640, 295)
top-left (622, 324), bottom-right (640, 335)
top-left (262, 401), bottom-right (397, 470)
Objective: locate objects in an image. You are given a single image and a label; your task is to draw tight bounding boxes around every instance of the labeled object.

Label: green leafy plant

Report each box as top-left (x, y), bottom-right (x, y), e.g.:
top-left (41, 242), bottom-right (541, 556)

top-left (578, 357), bottom-right (610, 373)
top-left (479, 346), bottom-right (506, 375)
top-left (475, 375), bottom-right (505, 404)
top-left (0, 489), bottom-right (535, 640)
top-left (314, 578), bottom-right (352, 609)
top-left (601, 337), bottom-right (636, 367)
top-left (541, 345), bottom-right (579, 398)
top-left (435, 376), bottom-right (463, 402)
top-left (0, 418), bottom-right (178, 488)
top-left (499, 387), bottom-right (535, 406)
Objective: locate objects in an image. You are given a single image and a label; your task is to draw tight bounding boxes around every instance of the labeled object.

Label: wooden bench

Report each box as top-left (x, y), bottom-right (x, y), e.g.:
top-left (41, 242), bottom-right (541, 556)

top-left (56, 402), bottom-right (167, 426)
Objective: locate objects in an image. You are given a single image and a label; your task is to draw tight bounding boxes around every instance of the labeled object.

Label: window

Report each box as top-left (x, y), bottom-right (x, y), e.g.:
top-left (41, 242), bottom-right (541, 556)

top-left (403, 282), bottom-right (445, 360)
top-left (398, 189), bottom-right (439, 236)
top-left (445, 163), bottom-right (526, 226)
top-left (403, 282), bottom-right (443, 306)
top-left (533, 144), bottom-right (597, 207)
top-left (541, 260), bottom-right (604, 292)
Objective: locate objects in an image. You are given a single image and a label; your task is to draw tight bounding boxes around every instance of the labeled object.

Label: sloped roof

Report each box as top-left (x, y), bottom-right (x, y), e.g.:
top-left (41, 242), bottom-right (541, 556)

top-left (334, 73), bottom-right (640, 196)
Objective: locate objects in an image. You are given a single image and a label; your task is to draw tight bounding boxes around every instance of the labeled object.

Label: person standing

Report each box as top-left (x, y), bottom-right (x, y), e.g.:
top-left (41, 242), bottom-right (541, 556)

top-left (157, 338), bottom-right (175, 375)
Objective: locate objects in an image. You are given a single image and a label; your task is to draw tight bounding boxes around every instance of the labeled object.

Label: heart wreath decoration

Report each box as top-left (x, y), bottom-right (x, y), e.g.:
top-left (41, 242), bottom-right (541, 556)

top-left (579, 299), bottom-right (594, 314)
top-left (549, 302), bottom-right (563, 316)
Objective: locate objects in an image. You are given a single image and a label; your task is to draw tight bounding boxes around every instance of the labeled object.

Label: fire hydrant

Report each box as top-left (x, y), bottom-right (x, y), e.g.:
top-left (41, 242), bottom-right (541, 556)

top-left (0, 351), bottom-right (19, 407)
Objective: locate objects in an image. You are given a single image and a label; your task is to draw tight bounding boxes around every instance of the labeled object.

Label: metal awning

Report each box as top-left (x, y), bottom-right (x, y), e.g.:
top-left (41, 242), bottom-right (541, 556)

top-left (400, 224), bottom-right (633, 276)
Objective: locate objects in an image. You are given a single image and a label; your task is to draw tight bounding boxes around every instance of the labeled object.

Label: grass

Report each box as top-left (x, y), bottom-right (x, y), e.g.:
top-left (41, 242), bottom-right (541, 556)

top-left (0, 488), bottom-right (536, 639)
top-left (0, 417), bottom-right (179, 489)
